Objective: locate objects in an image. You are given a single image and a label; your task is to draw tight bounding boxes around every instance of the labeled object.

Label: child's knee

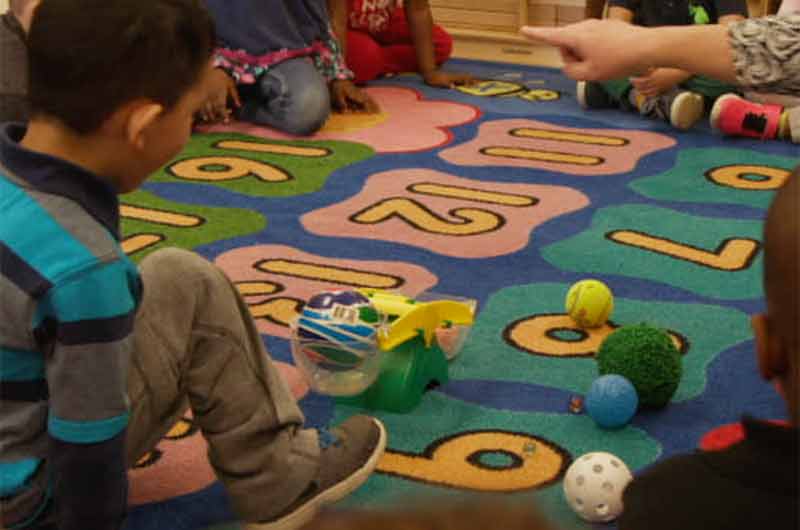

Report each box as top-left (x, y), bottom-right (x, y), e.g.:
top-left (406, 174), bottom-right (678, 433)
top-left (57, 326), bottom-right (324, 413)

top-left (139, 248), bottom-right (218, 288)
top-left (283, 82), bottom-right (331, 136)
top-left (141, 247), bottom-right (201, 270)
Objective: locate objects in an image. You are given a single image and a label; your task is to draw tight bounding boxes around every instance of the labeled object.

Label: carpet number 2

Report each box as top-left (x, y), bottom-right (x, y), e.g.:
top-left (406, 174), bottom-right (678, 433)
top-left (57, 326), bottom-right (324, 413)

top-left (351, 183), bottom-right (538, 236)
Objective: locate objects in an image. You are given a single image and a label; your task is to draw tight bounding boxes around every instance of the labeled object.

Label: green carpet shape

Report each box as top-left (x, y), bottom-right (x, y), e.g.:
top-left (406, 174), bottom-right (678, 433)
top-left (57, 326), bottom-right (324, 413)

top-left (121, 189), bottom-right (266, 262)
top-left (333, 392), bottom-right (660, 529)
top-left (450, 283), bottom-right (752, 402)
top-left (151, 133), bottom-right (374, 197)
top-left (542, 205), bottom-right (764, 300)
top-left (630, 148), bottom-right (796, 209)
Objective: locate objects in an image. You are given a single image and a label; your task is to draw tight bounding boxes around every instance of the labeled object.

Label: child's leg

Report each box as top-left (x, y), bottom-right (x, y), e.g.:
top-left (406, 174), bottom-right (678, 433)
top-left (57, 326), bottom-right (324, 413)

top-left (345, 30), bottom-right (386, 84)
top-left (584, 77), bottom-right (707, 130)
top-left (127, 248), bottom-right (320, 522)
top-left (237, 57), bottom-right (330, 136)
top-left (599, 79), bottom-right (634, 104)
top-left (577, 78), bottom-right (634, 110)
top-left (681, 75), bottom-right (738, 102)
top-left (373, 7), bottom-right (453, 75)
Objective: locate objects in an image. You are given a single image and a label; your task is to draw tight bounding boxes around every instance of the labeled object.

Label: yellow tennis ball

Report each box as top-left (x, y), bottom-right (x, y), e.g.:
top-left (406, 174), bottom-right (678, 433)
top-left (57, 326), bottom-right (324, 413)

top-left (565, 280), bottom-right (614, 329)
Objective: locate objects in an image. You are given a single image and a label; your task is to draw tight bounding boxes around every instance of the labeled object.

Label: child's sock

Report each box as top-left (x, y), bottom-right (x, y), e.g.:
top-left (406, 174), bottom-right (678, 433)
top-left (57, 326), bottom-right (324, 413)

top-left (628, 88), bottom-right (644, 111)
top-left (778, 110), bottom-right (792, 140)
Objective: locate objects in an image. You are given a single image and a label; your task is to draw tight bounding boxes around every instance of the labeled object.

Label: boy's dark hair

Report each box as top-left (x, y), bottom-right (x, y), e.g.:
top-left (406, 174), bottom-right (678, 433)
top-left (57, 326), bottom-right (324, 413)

top-left (27, 0), bottom-right (215, 134)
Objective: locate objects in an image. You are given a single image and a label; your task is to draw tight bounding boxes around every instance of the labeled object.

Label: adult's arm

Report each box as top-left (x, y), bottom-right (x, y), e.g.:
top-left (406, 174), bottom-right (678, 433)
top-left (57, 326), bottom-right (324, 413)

top-left (521, 19), bottom-right (735, 83)
top-left (523, 15), bottom-right (800, 96)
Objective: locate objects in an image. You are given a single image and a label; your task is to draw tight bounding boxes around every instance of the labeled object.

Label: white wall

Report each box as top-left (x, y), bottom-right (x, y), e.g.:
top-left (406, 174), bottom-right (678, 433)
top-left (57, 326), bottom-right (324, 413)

top-left (0, 0), bottom-right (8, 12)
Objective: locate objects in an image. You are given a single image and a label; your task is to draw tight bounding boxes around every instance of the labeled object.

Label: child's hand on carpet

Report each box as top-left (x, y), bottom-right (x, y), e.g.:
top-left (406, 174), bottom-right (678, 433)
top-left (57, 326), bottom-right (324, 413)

top-left (330, 80), bottom-right (380, 114)
top-left (199, 68), bottom-right (241, 124)
top-left (423, 70), bottom-right (477, 89)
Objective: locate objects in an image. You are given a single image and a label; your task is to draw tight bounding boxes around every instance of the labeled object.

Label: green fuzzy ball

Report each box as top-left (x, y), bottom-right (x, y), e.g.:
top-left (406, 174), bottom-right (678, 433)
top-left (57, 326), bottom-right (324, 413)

top-left (597, 324), bottom-right (682, 408)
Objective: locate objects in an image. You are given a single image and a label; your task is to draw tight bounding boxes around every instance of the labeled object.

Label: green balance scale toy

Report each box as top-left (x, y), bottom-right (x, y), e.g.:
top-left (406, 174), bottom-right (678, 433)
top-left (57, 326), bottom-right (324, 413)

top-left (290, 289), bottom-right (477, 413)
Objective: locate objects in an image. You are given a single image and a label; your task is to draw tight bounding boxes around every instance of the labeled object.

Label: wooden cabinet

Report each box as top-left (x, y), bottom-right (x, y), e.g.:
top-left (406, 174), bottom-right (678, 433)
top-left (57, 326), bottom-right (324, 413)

top-left (429, 0), bottom-right (604, 62)
top-left (430, 0), bottom-right (778, 64)
top-left (430, 0), bottom-right (604, 35)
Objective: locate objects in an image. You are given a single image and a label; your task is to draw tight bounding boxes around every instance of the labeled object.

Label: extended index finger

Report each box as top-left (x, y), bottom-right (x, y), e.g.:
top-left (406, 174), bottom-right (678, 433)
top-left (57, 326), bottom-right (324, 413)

top-left (520, 25), bottom-right (574, 48)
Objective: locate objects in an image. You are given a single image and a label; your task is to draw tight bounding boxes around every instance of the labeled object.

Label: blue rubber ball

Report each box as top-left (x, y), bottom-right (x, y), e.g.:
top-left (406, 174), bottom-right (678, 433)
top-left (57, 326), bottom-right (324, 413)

top-left (586, 375), bottom-right (639, 429)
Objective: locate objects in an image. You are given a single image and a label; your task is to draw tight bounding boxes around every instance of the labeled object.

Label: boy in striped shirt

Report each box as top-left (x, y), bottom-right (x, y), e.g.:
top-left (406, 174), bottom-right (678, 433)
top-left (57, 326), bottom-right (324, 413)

top-left (0, 2), bottom-right (385, 529)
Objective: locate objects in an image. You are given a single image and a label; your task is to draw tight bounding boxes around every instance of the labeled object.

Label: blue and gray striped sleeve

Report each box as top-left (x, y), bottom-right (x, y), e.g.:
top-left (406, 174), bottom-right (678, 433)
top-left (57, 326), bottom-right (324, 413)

top-left (36, 258), bottom-right (138, 530)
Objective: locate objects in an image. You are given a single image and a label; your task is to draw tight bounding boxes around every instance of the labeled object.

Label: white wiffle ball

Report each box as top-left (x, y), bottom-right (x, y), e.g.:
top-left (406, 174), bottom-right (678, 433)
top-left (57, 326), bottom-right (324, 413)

top-left (563, 452), bottom-right (633, 523)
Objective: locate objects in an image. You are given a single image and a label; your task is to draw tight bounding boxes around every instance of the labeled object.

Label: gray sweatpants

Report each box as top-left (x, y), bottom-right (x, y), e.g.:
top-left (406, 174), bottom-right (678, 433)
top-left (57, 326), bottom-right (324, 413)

top-left (127, 248), bottom-right (320, 522)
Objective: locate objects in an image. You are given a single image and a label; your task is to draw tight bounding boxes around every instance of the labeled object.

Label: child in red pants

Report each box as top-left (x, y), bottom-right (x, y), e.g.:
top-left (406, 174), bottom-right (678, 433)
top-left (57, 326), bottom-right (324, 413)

top-left (329, 0), bottom-right (475, 87)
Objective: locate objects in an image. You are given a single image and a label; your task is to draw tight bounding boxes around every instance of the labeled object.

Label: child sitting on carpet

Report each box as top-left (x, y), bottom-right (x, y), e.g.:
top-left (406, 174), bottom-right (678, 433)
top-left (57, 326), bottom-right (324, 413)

top-left (0, 2), bottom-right (386, 530)
top-left (577, 0), bottom-right (747, 130)
top-left (200, 0), bottom-right (379, 135)
top-left (327, 0), bottom-right (476, 87)
top-left (617, 169), bottom-right (800, 530)
top-left (0, 0), bottom-right (40, 122)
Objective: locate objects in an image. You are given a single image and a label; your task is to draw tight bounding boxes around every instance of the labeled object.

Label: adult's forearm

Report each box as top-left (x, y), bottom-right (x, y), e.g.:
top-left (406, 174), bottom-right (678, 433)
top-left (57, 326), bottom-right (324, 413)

top-left (640, 24), bottom-right (737, 83)
top-left (521, 16), bottom-right (800, 88)
top-left (642, 16), bottom-right (800, 94)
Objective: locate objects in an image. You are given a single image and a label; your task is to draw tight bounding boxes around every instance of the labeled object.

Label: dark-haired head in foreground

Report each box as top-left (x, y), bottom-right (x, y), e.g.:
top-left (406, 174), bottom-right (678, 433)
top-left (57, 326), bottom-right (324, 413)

top-left (23, 0), bottom-right (216, 192)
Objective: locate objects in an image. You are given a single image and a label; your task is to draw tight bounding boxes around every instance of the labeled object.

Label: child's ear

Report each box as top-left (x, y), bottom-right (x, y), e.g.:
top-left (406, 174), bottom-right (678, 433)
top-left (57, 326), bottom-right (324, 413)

top-left (14, 0), bottom-right (42, 33)
top-left (126, 103), bottom-right (164, 151)
top-left (752, 314), bottom-right (789, 381)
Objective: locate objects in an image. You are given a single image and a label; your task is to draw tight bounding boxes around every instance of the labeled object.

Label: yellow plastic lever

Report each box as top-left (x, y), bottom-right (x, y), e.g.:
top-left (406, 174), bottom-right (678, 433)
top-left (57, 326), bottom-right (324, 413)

top-left (377, 300), bottom-right (474, 351)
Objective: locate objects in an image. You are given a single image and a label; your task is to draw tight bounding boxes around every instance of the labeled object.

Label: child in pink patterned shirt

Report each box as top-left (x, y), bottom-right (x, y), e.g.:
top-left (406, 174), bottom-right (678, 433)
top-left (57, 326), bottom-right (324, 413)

top-left (201, 0), bottom-right (379, 136)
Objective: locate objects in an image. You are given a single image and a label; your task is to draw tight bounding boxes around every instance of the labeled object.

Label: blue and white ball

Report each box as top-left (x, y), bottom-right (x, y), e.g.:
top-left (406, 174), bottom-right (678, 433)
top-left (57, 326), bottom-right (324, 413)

top-left (291, 290), bottom-right (382, 396)
top-left (585, 374), bottom-right (639, 429)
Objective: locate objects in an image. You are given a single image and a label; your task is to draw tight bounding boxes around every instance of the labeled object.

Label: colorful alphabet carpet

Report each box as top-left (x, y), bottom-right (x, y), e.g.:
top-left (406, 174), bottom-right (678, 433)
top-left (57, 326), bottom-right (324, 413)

top-left (122, 59), bottom-right (792, 530)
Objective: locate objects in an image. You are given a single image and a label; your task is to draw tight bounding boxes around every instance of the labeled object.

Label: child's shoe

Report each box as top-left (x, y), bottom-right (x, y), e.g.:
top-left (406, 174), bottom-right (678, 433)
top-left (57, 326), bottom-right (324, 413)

top-left (246, 415), bottom-right (387, 530)
top-left (710, 93), bottom-right (782, 139)
top-left (576, 81), bottom-right (615, 109)
top-left (634, 88), bottom-right (705, 130)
